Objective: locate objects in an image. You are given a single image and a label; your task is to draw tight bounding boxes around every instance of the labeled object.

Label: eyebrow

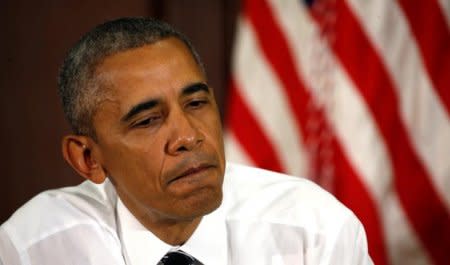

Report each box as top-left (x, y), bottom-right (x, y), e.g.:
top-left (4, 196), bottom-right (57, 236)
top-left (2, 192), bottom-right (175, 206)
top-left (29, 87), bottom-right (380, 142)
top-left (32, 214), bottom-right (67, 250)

top-left (182, 82), bottom-right (210, 96)
top-left (121, 82), bottom-right (210, 123)
top-left (121, 99), bottom-right (160, 123)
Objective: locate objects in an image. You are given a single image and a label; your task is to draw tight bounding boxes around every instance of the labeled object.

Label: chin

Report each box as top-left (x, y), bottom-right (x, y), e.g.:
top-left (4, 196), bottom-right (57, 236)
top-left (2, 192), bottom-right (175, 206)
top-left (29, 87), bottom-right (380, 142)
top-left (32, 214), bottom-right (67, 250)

top-left (178, 187), bottom-right (223, 220)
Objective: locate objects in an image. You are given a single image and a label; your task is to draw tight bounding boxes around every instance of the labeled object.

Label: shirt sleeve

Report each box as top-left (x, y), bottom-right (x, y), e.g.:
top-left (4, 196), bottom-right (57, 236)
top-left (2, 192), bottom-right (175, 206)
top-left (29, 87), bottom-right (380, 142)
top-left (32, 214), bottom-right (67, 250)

top-left (329, 214), bottom-right (374, 265)
top-left (0, 226), bottom-right (22, 265)
top-left (1, 222), bottom-right (125, 265)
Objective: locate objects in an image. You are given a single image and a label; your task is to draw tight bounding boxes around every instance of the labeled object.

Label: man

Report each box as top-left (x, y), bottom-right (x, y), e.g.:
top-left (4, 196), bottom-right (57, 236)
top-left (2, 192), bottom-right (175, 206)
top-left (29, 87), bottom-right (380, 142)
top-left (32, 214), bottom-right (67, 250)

top-left (0, 17), bottom-right (373, 264)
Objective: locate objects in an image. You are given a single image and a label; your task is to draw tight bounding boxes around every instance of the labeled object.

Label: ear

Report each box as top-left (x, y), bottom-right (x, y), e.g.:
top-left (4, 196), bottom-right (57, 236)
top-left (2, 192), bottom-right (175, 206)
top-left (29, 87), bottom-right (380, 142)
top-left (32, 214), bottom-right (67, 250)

top-left (61, 135), bottom-right (106, 184)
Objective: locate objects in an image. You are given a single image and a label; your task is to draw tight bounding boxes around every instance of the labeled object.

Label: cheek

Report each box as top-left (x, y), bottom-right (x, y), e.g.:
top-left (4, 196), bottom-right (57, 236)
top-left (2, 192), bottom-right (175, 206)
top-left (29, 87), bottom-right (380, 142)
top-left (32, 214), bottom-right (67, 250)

top-left (123, 143), bottom-right (165, 178)
top-left (110, 152), bottom-right (166, 202)
top-left (100, 140), bottom-right (164, 186)
top-left (202, 115), bottom-right (225, 157)
top-left (115, 132), bottom-right (165, 164)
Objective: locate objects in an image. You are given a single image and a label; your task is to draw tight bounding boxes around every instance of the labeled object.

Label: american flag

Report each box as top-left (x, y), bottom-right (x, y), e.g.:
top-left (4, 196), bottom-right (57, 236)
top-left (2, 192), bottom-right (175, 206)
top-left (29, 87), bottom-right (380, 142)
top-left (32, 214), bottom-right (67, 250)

top-left (224, 0), bottom-right (450, 264)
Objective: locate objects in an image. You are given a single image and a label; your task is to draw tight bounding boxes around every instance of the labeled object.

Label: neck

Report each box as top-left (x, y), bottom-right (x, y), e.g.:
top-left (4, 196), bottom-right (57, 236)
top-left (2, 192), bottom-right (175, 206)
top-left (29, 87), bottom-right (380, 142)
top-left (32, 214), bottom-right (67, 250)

top-left (119, 195), bottom-right (202, 246)
top-left (143, 216), bottom-right (202, 245)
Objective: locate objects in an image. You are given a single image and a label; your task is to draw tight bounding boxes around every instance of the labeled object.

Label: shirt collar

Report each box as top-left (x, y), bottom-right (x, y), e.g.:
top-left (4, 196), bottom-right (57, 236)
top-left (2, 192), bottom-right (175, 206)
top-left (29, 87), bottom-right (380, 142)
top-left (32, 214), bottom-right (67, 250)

top-left (116, 195), bottom-right (228, 265)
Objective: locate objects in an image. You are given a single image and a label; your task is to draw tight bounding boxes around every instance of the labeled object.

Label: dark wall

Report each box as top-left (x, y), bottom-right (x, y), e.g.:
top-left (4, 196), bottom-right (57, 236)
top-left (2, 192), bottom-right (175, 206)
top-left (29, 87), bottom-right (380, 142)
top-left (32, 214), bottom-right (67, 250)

top-left (0, 0), bottom-right (239, 223)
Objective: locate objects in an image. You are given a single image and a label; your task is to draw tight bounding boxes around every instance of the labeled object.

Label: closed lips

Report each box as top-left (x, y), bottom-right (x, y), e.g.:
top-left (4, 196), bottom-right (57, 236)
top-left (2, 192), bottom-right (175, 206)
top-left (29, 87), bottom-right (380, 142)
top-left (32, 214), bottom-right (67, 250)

top-left (169, 164), bottom-right (214, 184)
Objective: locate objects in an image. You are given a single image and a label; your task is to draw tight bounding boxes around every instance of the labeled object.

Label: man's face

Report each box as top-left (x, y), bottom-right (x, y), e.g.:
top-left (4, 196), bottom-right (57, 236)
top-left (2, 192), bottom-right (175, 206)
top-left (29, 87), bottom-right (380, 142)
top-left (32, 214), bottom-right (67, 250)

top-left (91, 38), bottom-right (225, 224)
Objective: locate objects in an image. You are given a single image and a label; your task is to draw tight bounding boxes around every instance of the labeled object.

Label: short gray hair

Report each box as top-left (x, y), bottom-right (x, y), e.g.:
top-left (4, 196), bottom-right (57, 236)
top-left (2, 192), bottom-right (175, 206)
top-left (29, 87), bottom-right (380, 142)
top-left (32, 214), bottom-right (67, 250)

top-left (58, 17), bottom-right (204, 139)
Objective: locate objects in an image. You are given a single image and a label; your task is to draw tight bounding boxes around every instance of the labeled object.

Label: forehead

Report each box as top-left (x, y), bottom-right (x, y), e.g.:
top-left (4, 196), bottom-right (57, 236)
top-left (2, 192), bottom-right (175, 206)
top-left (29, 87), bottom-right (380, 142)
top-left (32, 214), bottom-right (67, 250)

top-left (95, 37), bottom-right (205, 106)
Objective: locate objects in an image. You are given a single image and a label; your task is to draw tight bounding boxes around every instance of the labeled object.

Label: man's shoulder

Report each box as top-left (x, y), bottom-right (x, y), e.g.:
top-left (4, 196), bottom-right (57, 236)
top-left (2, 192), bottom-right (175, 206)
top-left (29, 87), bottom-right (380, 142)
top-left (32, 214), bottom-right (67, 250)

top-left (223, 162), bottom-right (354, 227)
top-left (0, 180), bottom-right (119, 255)
top-left (218, 163), bottom-right (371, 264)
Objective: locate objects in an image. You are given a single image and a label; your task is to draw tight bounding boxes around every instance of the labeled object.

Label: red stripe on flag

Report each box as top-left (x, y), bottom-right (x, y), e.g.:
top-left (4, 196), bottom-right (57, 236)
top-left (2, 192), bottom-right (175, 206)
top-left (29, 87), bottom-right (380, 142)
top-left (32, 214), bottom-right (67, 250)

top-left (398, 0), bottom-right (450, 115)
top-left (243, 0), bottom-right (389, 264)
top-left (332, 139), bottom-right (388, 265)
top-left (226, 80), bottom-right (285, 173)
top-left (310, 1), bottom-right (450, 264)
top-left (243, 0), bottom-right (307, 125)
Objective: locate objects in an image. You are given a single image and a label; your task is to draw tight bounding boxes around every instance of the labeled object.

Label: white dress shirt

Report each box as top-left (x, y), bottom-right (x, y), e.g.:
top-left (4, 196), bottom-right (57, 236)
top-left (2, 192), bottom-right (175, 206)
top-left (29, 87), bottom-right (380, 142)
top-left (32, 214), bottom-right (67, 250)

top-left (0, 163), bottom-right (373, 264)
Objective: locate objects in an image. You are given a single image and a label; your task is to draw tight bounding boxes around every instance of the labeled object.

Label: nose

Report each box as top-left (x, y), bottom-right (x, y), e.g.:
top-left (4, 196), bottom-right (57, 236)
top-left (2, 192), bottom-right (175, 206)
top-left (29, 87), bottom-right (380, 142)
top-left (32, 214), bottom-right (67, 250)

top-left (166, 111), bottom-right (204, 155)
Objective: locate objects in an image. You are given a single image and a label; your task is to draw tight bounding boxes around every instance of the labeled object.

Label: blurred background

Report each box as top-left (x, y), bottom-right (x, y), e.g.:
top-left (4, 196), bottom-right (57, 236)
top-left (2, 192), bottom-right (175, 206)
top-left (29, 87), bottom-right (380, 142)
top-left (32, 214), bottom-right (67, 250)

top-left (1, 1), bottom-right (449, 265)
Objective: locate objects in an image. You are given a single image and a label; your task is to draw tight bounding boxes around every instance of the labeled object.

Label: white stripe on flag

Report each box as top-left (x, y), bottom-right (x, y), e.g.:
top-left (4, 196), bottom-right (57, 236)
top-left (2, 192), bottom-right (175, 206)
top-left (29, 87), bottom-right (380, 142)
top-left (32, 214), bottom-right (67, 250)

top-left (233, 18), bottom-right (308, 177)
top-left (383, 194), bottom-right (432, 265)
top-left (437, 0), bottom-right (450, 28)
top-left (224, 131), bottom-right (253, 166)
top-left (266, 0), bottom-right (390, 198)
top-left (332, 65), bottom-right (431, 265)
top-left (347, 0), bottom-right (450, 210)
top-left (266, 1), bottom-right (432, 264)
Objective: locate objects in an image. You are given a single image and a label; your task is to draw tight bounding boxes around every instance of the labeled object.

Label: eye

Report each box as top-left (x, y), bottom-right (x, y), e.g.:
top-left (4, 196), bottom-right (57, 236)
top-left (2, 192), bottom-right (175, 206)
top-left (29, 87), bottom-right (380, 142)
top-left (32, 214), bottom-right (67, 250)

top-left (187, 99), bottom-right (208, 109)
top-left (132, 116), bottom-right (162, 128)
